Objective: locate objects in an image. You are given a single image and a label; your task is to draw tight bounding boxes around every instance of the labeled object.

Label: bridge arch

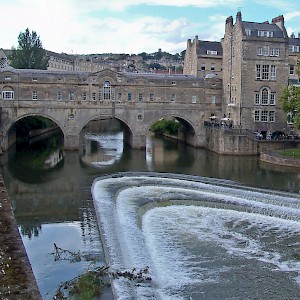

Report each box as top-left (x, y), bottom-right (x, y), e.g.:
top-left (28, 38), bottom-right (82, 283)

top-left (147, 113), bottom-right (198, 146)
top-left (3, 113), bottom-right (66, 151)
top-left (79, 114), bottom-right (135, 148)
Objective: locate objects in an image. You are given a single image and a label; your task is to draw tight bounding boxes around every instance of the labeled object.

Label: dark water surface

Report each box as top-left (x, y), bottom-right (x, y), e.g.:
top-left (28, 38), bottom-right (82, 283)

top-left (2, 120), bottom-right (300, 299)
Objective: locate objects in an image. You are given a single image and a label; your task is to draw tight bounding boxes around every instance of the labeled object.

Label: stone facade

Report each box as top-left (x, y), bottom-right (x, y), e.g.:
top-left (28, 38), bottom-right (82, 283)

top-left (184, 12), bottom-right (300, 138)
top-left (0, 67), bottom-right (222, 150)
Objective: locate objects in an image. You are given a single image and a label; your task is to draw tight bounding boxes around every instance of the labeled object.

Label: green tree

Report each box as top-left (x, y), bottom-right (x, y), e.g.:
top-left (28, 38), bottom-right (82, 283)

top-left (279, 84), bottom-right (300, 129)
top-left (9, 28), bottom-right (48, 69)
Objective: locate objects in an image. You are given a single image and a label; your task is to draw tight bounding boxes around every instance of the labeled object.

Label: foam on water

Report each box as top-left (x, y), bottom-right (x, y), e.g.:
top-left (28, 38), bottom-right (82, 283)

top-left (92, 173), bottom-right (300, 299)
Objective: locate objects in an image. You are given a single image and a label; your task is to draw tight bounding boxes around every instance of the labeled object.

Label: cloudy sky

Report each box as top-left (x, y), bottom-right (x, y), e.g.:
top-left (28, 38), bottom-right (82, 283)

top-left (2, 0), bottom-right (300, 55)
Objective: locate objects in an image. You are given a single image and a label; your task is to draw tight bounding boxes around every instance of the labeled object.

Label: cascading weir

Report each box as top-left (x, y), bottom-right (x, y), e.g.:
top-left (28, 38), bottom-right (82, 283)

top-left (92, 172), bottom-right (300, 299)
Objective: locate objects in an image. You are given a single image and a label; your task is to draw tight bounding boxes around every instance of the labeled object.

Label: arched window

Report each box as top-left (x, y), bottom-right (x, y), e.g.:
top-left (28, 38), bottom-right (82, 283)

top-left (103, 81), bottom-right (111, 100)
top-left (255, 87), bottom-right (275, 106)
top-left (261, 87), bottom-right (269, 105)
top-left (2, 86), bottom-right (14, 100)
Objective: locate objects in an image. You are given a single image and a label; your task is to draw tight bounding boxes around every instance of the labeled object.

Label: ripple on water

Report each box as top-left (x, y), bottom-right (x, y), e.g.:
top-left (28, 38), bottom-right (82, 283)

top-left (92, 173), bottom-right (300, 299)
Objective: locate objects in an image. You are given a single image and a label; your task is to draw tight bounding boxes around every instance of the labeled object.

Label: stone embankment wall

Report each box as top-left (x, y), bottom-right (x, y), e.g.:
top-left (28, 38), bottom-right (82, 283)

top-left (0, 174), bottom-right (41, 299)
top-left (205, 127), bottom-right (258, 155)
top-left (260, 152), bottom-right (300, 168)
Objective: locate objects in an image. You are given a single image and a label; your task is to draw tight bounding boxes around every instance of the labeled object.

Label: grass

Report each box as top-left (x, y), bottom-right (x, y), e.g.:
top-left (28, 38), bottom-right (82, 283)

top-left (278, 148), bottom-right (300, 158)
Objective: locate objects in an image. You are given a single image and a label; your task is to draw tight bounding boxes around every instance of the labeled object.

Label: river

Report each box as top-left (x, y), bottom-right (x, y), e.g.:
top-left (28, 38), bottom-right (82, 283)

top-left (2, 119), bottom-right (300, 299)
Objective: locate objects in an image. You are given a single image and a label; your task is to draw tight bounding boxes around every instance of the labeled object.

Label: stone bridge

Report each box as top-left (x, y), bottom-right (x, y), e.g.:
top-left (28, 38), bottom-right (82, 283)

top-left (0, 67), bottom-right (223, 151)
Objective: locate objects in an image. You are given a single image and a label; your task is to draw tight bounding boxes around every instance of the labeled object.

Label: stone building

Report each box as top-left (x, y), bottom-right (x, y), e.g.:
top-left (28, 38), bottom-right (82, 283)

top-left (183, 36), bottom-right (223, 78)
top-left (184, 12), bottom-right (300, 137)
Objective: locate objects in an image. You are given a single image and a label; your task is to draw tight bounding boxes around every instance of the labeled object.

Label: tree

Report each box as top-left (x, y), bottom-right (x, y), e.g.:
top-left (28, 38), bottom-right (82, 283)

top-left (9, 28), bottom-right (48, 69)
top-left (279, 84), bottom-right (300, 129)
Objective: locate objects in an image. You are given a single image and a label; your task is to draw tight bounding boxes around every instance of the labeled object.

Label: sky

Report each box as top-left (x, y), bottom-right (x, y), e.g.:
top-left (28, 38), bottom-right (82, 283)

top-left (2, 0), bottom-right (300, 55)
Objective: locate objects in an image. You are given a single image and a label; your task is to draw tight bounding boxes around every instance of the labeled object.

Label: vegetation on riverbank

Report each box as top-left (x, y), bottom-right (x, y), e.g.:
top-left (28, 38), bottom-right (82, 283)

top-left (278, 148), bottom-right (300, 158)
top-left (52, 244), bottom-right (152, 299)
top-left (150, 119), bottom-right (180, 136)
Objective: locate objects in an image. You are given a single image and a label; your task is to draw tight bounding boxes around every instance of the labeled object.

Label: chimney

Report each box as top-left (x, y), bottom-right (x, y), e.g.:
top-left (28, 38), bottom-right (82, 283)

top-left (226, 16), bottom-right (233, 26)
top-left (236, 11), bottom-right (242, 22)
top-left (263, 21), bottom-right (269, 24)
top-left (291, 32), bottom-right (295, 38)
top-left (272, 15), bottom-right (287, 37)
top-left (298, 32), bottom-right (300, 39)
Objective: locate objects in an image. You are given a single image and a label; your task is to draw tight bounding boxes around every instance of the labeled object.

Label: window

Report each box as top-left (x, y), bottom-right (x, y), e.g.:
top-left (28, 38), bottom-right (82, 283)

top-left (69, 92), bottom-right (75, 101)
top-left (138, 93), bottom-right (143, 101)
top-left (171, 81), bottom-right (176, 85)
top-left (2, 91), bottom-right (14, 99)
top-left (92, 92), bottom-right (96, 101)
top-left (261, 111), bottom-right (268, 122)
top-left (32, 91), bottom-right (37, 100)
top-left (255, 93), bottom-right (260, 105)
top-left (150, 93), bottom-right (155, 101)
top-left (269, 111), bottom-right (275, 122)
top-left (200, 64), bottom-right (205, 71)
top-left (82, 92), bottom-right (87, 100)
top-left (289, 45), bottom-right (300, 53)
top-left (128, 93), bottom-right (132, 101)
top-left (103, 81), bottom-right (111, 100)
top-left (256, 65), bottom-right (261, 80)
top-left (262, 46), bottom-right (269, 56)
top-left (270, 93), bottom-right (276, 105)
top-left (211, 95), bottom-right (216, 104)
top-left (290, 65), bottom-right (295, 75)
top-left (262, 65), bottom-right (269, 80)
top-left (257, 47), bottom-right (263, 56)
top-left (245, 28), bottom-right (251, 36)
top-left (270, 48), bottom-right (279, 56)
top-left (256, 64), bottom-right (276, 80)
top-left (255, 87), bottom-right (276, 105)
top-left (207, 50), bottom-right (218, 55)
top-left (171, 94), bottom-right (176, 102)
top-left (57, 92), bottom-right (62, 101)
top-left (192, 95), bottom-right (197, 103)
top-left (261, 88), bottom-right (269, 105)
top-left (211, 63), bottom-right (216, 71)
top-left (4, 76), bottom-right (11, 80)
top-left (254, 110), bottom-right (260, 122)
top-left (258, 30), bottom-right (273, 37)
top-left (270, 65), bottom-right (276, 80)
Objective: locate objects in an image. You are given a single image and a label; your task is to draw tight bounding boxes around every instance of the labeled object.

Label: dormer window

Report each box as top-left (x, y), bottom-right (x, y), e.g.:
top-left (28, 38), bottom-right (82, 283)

top-left (258, 30), bottom-right (273, 37)
top-left (207, 50), bottom-right (218, 55)
top-left (245, 28), bottom-right (251, 36)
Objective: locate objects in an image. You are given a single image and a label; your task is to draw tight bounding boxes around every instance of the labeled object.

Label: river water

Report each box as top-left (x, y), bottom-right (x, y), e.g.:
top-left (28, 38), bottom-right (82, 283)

top-left (2, 119), bottom-right (300, 299)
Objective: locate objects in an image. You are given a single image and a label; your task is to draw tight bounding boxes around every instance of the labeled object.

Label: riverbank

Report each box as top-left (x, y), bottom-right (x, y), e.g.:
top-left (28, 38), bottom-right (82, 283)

top-left (260, 151), bottom-right (300, 168)
top-left (0, 174), bottom-right (41, 299)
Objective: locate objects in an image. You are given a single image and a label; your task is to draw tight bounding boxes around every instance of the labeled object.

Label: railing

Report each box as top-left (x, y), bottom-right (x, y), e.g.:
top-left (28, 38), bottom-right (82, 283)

top-left (204, 121), bottom-right (255, 140)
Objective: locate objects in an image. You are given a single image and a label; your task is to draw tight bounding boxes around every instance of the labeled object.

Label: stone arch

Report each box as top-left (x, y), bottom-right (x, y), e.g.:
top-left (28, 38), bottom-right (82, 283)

top-left (147, 113), bottom-right (198, 146)
top-left (2, 113), bottom-right (65, 151)
top-left (78, 115), bottom-right (135, 148)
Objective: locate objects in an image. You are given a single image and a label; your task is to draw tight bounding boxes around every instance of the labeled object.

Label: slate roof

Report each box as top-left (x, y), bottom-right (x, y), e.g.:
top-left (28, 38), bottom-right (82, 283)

top-left (289, 38), bottom-right (300, 46)
top-left (242, 21), bottom-right (285, 38)
top-left (197, 41), bottom-right (223, 56)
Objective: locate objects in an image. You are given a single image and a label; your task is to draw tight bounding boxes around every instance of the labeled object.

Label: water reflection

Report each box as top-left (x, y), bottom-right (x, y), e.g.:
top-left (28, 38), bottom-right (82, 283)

top-left (2, 118), bottom-right (300, 299)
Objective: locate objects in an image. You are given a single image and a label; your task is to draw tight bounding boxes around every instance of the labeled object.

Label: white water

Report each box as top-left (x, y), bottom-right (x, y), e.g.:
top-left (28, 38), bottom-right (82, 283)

top-left (92, 173), bottom-right (300, 299)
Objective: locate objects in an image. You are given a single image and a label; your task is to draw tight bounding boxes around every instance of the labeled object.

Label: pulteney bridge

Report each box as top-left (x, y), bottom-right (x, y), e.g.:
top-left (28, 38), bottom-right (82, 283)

top-left (0, 67), bottom-right (223, 151)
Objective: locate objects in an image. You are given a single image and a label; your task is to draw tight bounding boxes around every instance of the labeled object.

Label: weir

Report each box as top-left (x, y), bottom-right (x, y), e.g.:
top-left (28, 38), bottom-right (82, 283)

top-left (92, 172), bottom-right (300, 299)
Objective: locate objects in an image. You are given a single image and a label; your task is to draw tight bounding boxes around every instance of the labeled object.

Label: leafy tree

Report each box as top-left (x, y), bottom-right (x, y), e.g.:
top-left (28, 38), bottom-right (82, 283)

top-left (279, 84), bottom-right (300, 129)
top-left (9, 28), bottom-right (48, 69)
